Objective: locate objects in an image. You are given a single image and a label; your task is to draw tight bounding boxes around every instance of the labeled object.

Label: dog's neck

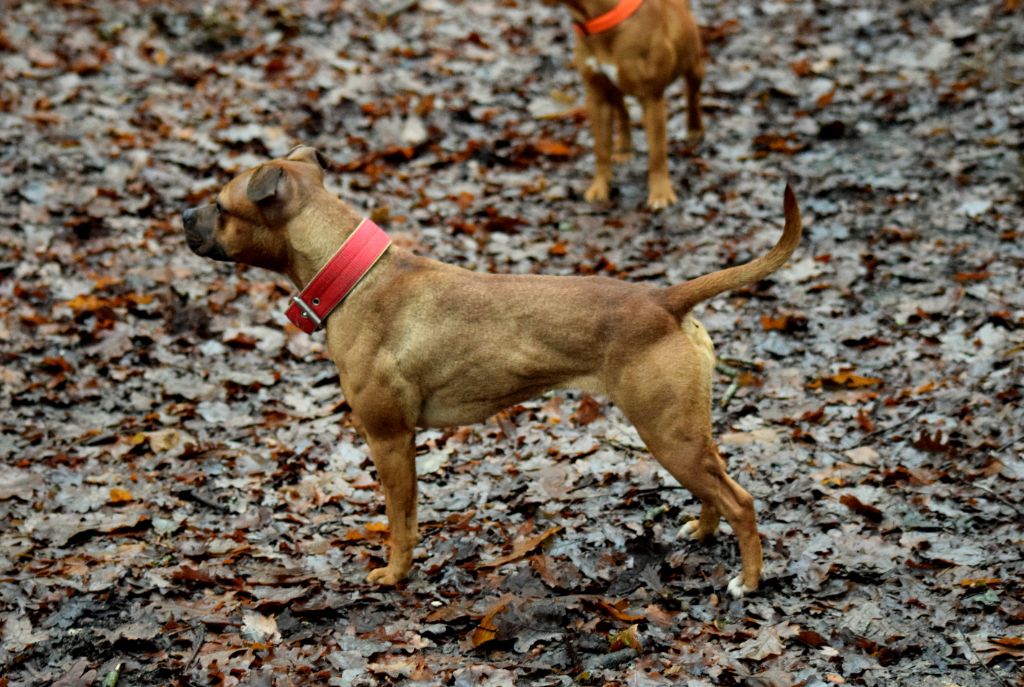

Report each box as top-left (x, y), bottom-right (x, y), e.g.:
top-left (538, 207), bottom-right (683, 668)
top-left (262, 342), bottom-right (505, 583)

top-left (285, 196), bottom-right (366, 289)
top-left (561, 0), bottom-right (623, 24)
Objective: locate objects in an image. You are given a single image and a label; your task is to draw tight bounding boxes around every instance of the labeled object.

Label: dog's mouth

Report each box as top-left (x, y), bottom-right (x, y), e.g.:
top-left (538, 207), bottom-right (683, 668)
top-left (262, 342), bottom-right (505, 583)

top-left (185, 230), bottom-right (206, 254)
top-left (185, 230), bottom-right (231, 262)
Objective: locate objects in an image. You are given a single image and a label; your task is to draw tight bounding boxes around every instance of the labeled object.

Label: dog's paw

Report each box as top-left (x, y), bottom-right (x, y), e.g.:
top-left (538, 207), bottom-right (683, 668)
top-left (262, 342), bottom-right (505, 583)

top-left (727, 574), bottom-right (757, 599)
top-left (585, 178), bottom-right (611, 203)
top-left (686, 127), bottom-right (705, 144)
top-left (678, 520), bottom-right (718, 541)
top-left (646, 184), bottom-right (677, 211)
top-left (612, 149), bottom-right (633, 164)
top-left (677, 520), bottom-right (699, 539)
top-left (367, 565), bottom-right (406, 586)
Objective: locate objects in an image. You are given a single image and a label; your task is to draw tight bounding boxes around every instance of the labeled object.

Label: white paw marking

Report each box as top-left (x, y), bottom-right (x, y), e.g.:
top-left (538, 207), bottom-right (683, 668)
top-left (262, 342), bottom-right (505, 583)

top-left (727, 575), bottom-right (756, 598)
top-left (677, 521), bottom-right (700, 540)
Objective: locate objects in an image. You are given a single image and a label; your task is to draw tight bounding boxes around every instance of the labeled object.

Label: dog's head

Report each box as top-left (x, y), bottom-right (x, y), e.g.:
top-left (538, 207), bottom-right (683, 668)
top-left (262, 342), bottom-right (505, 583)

top-left (182, 145), bottom-right (331, 273)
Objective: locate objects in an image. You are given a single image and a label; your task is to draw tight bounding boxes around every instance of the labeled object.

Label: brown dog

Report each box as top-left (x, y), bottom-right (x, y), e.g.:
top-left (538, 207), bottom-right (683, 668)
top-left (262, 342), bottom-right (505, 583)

top-left (182, 146), bottom-right (801, 597)
top-left (554, 0), bottom-right (705, 209)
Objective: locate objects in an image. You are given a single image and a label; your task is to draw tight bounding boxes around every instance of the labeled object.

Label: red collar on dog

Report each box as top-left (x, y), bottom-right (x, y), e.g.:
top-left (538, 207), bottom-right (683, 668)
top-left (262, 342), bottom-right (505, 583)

top-left (285, 218), bottom-right (391, 334)
top-left (573, 0), bottom-right (645, 36)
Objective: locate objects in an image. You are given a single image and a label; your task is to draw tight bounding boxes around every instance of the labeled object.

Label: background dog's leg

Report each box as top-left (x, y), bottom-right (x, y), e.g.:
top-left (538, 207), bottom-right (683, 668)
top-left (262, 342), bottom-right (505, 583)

top-left (365, 430), bottom-right (418, 586)
top-left (584, 84), bottom-right (614, 203)
top-left (639, 96), bottom-right (677, 210)
top-left (684, 62), bottom-right (705, 141)
top-left (610, 90), bottom-right (632, 163)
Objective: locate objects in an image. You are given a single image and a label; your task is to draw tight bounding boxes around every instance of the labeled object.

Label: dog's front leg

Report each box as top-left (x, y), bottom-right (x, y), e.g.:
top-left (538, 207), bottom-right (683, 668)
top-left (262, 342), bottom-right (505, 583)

top-left (640, 95), bottom-right (678, 210)
top-left (364, 429), bottom-right (418, 585)
top-left (583, 82), bottom-right (615, 203)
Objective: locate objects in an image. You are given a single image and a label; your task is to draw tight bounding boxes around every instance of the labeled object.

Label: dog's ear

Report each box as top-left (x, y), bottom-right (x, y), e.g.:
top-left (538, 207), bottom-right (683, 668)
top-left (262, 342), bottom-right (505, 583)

top-left (247, 165), bottom-right (285, 203)
top-left (286, 145), bottom-right (330, 170)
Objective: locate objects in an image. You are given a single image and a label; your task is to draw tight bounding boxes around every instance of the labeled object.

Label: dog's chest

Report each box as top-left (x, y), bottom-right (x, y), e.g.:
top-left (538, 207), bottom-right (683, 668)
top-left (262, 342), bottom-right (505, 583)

top-left (583, 56), bottom-right (621, 89)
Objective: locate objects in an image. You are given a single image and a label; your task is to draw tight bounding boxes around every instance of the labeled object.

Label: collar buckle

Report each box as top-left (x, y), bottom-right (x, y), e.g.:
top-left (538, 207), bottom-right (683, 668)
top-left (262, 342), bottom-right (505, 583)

top-left (290, 295), bottom-right (323, 330)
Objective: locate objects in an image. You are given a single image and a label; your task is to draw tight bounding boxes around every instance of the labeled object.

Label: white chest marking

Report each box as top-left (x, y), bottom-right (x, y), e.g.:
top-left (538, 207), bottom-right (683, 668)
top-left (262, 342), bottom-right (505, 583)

top-left (585, 57), bottom-right (620, 88)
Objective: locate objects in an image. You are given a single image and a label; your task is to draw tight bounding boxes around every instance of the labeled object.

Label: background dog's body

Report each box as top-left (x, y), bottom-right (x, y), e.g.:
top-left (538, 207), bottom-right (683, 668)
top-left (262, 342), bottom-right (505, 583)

top-left (557, 0), bottom-right (705, 209)
top-left (183, 147), bottom-right (801, 597)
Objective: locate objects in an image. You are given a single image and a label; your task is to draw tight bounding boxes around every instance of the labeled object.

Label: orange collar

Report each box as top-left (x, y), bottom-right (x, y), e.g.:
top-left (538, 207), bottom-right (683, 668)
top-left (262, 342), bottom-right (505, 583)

top-left (573, 0), bottom-right (645, 36)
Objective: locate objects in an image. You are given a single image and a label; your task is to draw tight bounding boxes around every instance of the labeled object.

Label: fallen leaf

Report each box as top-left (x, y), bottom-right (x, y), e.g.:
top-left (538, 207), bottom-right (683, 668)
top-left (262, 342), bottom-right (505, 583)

top-left (807, 371), bottom-right (883, 389)
top-left (478, 525), bottom-right (561, 569)
top-left (952, 271), bottom-right (991, 283)
top-left (595, 599), bottom-right (645, 623)
top-left (241, 610), bottom-right (280, 644)
top-left (855, 408), bottom-right (875, 432)
top-left (844, 446), bottom-right (879, 465)
top-left (531, 139), bottom-right (573, 157)
top-left (839, 494), bottom-right (883, 522)
top-left (469, 595), bottom-right (513, 648)
top-left (609, 624), bottom-right (643, 653)
top-left (570, 394), bottom-right (603, 425)
top-left (978, 636), bottom-right (1024, 662)
top-left (109, 487), bottom-right (133, 503)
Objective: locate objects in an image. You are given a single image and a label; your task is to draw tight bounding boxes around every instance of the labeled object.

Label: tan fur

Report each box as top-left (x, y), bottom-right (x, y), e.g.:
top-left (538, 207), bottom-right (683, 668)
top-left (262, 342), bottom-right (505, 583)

top-left (182, 147), bottom-right (802, 596)
top-left (556, 0), bottom-right (705, 209)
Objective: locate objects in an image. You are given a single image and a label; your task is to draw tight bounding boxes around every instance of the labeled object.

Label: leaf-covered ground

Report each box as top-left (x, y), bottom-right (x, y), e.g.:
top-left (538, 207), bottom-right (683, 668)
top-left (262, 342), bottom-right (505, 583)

top-left (1, 0), bottom-right (1022, 685)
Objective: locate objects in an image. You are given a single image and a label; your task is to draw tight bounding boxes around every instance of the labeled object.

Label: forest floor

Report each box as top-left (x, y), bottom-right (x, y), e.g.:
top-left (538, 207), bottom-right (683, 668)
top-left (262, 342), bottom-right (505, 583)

top-left (1, 0), bottom-right (1022, 685)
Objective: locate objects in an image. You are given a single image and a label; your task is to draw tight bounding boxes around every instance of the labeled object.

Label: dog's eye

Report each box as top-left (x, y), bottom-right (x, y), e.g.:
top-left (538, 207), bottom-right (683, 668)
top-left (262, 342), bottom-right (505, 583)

top-left (214, 201), bottom-right (223, 214)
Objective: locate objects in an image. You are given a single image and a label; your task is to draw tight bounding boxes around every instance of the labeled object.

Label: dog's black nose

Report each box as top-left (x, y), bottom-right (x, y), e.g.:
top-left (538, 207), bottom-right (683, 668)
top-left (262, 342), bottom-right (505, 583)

top-left (182, 207), bottom-right (197, 231)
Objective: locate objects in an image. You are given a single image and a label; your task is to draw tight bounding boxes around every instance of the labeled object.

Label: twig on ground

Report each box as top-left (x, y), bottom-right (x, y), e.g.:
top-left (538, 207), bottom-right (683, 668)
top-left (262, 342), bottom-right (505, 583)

top-left (991, 432), bottom-right (1024, 454)
top-left (715, 361), bottom-right (739, 408)
top-left (720, 378), bottom-right (741, 408)
top-left (716, 361), bottom-right (740, 377)
top-left (841, 406), bottom-right (929, 451)
top-left (186, 623), bottom-right (207, 672)
top-left (174, 488), bottom-right (230, 512)
top-left (957, 627), bottom-right (1009, 687)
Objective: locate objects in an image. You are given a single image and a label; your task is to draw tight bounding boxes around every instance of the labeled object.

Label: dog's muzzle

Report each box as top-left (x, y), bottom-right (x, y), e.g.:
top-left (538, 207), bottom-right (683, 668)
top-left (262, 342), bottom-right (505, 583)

top-left (182, 206), bottom-right (229, 261)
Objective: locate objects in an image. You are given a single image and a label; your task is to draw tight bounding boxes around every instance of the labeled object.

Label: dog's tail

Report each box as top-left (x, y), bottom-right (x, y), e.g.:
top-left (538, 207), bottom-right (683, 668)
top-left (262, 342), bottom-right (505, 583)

top-left (662, 185), bottom-right (802, 319)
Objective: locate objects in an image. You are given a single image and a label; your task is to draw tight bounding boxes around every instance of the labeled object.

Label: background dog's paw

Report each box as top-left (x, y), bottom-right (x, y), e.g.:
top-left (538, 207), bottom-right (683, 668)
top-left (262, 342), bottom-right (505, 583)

top-left (646, 184), bottom-right (677, 211)
top-left (727, 575), bottom-right (756, 598)
top-left (367, 566), bottom-right (403, 586)
top-left (584, 178), bottom-right (611, 203)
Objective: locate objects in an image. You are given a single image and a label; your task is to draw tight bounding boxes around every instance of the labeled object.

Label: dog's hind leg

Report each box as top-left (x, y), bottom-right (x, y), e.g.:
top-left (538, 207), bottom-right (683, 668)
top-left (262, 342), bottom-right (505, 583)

top-left (678, 496), bottom-right (720, 540)
top-left (645, 429), bottom-right (761, 597)
top-left (611, 335), bottom-right (762, 596)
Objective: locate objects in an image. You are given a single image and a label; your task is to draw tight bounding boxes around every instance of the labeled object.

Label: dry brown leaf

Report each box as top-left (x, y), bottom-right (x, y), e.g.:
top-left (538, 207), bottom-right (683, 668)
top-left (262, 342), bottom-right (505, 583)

top-left (469, 594), bottom-right (513, 648)
top-left (478, 525), bottom-right (561, 569)
top-left (609, 624), bottom-right (643, 653)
